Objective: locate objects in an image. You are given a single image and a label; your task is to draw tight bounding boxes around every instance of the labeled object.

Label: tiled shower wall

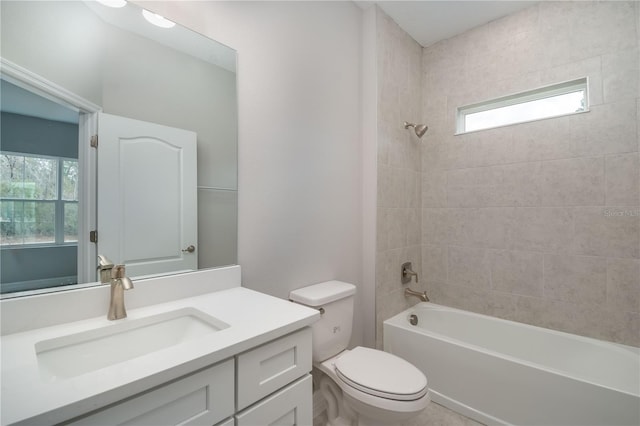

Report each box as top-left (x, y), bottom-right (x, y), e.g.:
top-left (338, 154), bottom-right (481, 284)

top-left (421, 1), bottom-right (640, 346)
top-left (375, 10), bottom-right (424, 348)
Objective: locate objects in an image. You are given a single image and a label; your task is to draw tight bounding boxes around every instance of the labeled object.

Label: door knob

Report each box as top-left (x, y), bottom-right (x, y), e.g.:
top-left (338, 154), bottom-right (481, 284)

top-left (182, 245), bottom-right (196, 253)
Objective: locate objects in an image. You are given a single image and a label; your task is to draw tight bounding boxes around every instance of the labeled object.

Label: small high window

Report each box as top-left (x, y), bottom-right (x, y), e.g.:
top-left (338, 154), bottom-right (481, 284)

top-left (456, 78), bottom-right (588, 134)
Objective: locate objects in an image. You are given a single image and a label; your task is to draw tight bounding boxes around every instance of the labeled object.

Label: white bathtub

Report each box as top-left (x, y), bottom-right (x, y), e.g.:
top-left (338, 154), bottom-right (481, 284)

top-left (383, 303), bottom-right (640, 426)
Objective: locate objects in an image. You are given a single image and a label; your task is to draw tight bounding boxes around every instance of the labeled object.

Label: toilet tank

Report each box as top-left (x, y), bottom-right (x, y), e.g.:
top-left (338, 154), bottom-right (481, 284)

top-left (289, 281), bottom-right (356, 362)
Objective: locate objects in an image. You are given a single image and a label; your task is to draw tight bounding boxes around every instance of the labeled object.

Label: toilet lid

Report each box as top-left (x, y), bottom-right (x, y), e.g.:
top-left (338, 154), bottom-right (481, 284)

top-left (334, 347), bottom-right (428, 401)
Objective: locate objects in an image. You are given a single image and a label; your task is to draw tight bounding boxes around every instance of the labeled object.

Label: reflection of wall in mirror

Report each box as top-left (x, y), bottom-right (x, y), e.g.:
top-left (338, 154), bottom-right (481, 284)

top-left (1, 0), bottom-right (237, 272)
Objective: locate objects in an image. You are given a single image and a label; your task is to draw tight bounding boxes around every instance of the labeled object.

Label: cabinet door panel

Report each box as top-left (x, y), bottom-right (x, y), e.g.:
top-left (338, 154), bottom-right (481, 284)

top-left (237, 328), bottom-right (312, 410)
top-left (69, 359), bottom-right (234, 426)
top-left (236, 375), bottom-right (312, 426)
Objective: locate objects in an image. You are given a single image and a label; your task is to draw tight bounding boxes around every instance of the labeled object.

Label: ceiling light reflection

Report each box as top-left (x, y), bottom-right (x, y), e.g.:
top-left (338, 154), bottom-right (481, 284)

top-left (142, 9), bottom-right (176, 28)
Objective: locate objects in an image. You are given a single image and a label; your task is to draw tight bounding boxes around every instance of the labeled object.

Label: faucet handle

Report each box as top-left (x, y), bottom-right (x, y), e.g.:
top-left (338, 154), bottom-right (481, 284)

top-left (97, 254), bottom-right (114, 270)
top-left (97, 255), bottom-right (114, 284)
top-left (401, 262), bottom-right (419, 284)
top-left (111, 265), bottom-right (127, 279)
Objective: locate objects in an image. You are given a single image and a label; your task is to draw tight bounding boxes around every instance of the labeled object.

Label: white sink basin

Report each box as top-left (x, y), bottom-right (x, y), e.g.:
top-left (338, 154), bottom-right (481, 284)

top-left (35, 308), bottom-right (229, 381)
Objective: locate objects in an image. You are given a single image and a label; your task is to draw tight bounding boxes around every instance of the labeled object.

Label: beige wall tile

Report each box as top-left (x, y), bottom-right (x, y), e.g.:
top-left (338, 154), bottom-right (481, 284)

top-left (375, 6), bottom-right (425, 344)
top-left (429, 280), bottom-right (518, 320)
top-left (422, 208), bottom-right (449, 245)
top-left (448, 246), bottom-right (490, 288)
top-left (422, 170), bottom-right (447, 208)
top-left (448, 207), bottom-right (513, 249)
top-left (490, 250), bottom-right (543, 297)
top-left (421, 134), bottom-right (451, 171)
top-left (572, 207), bottom-right (640, 258)
top-left (376, 248), bottom-right (402, 295)
top-left (606, 257), bottom-right (640, 313)
top-left (510, 113), bottom-right (584, 163)
top-left (502, 162), bottom-right (543, 206)
top-left (552, 2), bottom-right (637, 64)
top-left (540, 157), bottom-right (605, 206)
top-left (387, 208), bottom-right (409, 250)
top-left (377, 164), bottom-right (398, 208)
top-left (578, 100), bottom-right (638, 157)
top-left (515, 296), bottom-right (577, 335)
top-left (447, 163), bottom-right (543, 207)
top-left (405, 208), bottom-right (422, 247)
top-left (447, 165), bottom-right (504, 207)
top-left (515, 295), bottom-right (640, 346)
top-left (447, 166), bottom-right (504, 187)
top-left (602, 48), bottom-right (639, 104)
top-left (508, 208), bottom-right (573, 253)
top-left (422, 245), bottom-right (447, 284)
top-left (605, 153), bottom-right (640, 205)
top-left (543, 254), bottom-right (607, 305)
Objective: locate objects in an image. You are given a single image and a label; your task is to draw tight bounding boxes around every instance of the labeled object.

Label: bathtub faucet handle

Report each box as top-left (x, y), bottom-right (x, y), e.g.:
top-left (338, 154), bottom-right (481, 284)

top-left (401, 262), bottom-right (418, 284)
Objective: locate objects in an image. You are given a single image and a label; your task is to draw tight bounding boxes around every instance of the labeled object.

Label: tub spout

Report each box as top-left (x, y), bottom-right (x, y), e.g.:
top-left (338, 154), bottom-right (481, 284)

top-left (405, 287), bottom-right (429, 302)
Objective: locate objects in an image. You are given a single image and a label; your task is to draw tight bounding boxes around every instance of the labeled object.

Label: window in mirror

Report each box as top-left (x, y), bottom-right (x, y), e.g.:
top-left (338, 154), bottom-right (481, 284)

top-left (1, 153), bottom-right (78, 246)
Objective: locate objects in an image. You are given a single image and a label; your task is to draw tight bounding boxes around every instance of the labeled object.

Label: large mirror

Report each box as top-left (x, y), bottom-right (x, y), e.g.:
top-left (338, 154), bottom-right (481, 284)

top-left (0, 1), bottom-right (238, 297)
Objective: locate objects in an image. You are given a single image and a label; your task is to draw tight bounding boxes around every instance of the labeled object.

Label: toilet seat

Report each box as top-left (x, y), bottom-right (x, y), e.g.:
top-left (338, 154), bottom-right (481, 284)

top-left (333, 347), bottom-right (428, 401)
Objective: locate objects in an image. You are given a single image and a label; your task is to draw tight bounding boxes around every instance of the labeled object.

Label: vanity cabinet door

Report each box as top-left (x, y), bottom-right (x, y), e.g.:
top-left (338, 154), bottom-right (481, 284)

top-left (68, 359), bottom-right (234, 426)
top-left (236, 374), bottom-right (312, 426)
top-left (236, 328), bottom-right (312, 410)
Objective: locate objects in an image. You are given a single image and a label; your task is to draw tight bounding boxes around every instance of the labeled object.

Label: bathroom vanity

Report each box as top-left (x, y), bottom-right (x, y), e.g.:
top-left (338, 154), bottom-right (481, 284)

top-left (0, 266), bottom-right (319, 425)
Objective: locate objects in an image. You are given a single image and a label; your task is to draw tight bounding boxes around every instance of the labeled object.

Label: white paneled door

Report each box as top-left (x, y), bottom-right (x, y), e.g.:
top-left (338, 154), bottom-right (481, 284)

top-left (97, 113), bottom-right (197, 278)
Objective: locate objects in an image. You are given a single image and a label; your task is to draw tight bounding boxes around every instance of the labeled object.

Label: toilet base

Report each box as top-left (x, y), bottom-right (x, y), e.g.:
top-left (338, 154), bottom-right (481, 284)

top-left (314, 351), bottom-right (429, 426)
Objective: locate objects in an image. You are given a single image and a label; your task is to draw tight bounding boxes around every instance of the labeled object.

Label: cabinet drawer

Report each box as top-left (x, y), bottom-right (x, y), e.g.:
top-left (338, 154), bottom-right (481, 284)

top-left (236, 374), bottom-right (312, 426)
top-left (69, 359), bottom-right (234, 426)
top-left (237, 328), bottom-right (312, 410)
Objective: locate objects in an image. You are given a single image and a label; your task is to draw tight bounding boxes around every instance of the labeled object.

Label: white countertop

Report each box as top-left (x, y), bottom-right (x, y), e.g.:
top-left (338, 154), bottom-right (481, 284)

top-left (1, 287), bottom-right (319, 425)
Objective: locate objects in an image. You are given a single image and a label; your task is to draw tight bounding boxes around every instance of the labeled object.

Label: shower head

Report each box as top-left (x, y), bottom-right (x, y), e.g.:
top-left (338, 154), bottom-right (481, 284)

top-left (404, 121), bottom-right (428, 138)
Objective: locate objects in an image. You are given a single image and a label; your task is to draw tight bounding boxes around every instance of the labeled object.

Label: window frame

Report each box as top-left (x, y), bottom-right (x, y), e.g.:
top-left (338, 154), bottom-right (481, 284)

top-left (0, 151), bottom-right (78, 248)
top-left (455, 78), bottom-right (589, 134)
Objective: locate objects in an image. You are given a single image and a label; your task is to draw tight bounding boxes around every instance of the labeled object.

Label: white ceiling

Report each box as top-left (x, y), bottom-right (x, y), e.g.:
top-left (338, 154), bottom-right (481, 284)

top-left (358, 1), bottom-right (538, 47)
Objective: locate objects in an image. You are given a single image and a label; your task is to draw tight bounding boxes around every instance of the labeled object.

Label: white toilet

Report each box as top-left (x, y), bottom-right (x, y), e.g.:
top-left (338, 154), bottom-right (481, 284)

top-left (290, 281), bottom-right (430, 426)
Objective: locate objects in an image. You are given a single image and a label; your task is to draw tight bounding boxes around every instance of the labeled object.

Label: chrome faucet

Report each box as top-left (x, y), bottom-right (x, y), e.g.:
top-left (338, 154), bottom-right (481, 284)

top-left (98, 255), bottom-right (134, 320)
top-left (107, 265), bottom-right (134, 320)
top-left (405, 287), bottom-right (429, 302)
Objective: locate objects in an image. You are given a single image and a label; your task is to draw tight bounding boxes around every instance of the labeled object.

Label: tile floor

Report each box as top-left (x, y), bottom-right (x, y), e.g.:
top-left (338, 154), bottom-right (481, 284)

top-left (313, 401), bottom-right (483, 426)
top-left (401, 401), bottom-right (483, 426)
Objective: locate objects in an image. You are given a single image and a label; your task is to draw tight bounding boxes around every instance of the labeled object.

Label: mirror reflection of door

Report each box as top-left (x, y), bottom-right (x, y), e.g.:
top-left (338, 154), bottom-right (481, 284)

top-left (97, 113), bottom-right (198, 278)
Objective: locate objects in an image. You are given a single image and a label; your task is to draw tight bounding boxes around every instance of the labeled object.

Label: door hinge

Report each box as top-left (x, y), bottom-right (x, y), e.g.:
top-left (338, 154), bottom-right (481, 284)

top-left (89, 230), bottom-right (98, 243)
top-left (90, 134), bottom-right (98, 148)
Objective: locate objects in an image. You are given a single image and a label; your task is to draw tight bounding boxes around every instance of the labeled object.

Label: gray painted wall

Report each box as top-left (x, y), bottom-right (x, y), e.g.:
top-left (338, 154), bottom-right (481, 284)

top-left (1, 112), bottom-right (78, 158)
